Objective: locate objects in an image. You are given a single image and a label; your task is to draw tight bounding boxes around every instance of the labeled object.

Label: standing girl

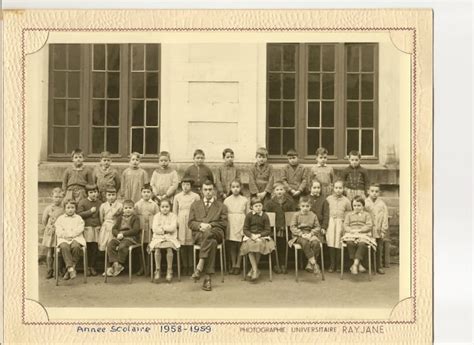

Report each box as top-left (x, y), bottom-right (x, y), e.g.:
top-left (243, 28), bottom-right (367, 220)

top-left (41, 187), bottom-right (64, 279)
top-left (325, 180), bottom-right (352, 272)
top-left (97, 188), bottom-right (123, 251)
top-left (172, 177), bottom-right (200, 275)
top-left (150, 151), bottom-right (179, 203)
top-left (149, 199), bottom-right (180, 282)
top-left (308, 147), bottom-right (335, 197)
top-left (121, 152), bottom-right (149, 203)
top-left (223, 180), bottom-right (249, 275)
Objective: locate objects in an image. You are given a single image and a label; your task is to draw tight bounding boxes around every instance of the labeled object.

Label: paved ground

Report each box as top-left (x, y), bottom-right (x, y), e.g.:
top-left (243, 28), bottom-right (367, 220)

top-left (38, 264), bottom-right (399, 309)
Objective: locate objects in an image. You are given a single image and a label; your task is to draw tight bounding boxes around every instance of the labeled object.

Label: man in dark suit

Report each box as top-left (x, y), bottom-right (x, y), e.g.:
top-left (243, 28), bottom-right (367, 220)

top-left (188, 180), bottom-right (228, 291)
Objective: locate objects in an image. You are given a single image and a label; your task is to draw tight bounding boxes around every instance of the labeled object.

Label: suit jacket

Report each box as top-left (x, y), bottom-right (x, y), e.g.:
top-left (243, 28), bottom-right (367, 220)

top-left (112, 214), bottom-right (141, 243)
top-left (188, 199), bottom-right (228, 240)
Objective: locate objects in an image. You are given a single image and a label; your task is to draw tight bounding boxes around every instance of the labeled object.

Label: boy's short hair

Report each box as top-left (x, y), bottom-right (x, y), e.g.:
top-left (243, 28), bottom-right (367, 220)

top-left (222, 148), bottom-right (234, 158)
top-left (333, 179), bottom-right (344, 187)
top-left (352, 195), bottom-right (365, 207)
top-left (193, 149), bottom-right (205, 157)
top-left (273, 181), bottom-right (285, 190)
top-left (71, 148), bottom-right (83, 157)
top-left (105, 187), bottom-right (117, 194)
top-left (180, 177), bottom-right (194, 186)
top-left (141, 183), bottom-right (152, 192)
top-left (315, 147), bottom-right (328, 156)
top-left (348, 150), bottom-right (361, 158)
top-left (123, 199), bottom-right (135, 208)
top-left (63, 198), bottom-right (77, 208)
top-left (100, 151), bottom-right (112, 158)
top-left (310, 179), bottom-right (322, 188)
top-left (51, 187), bottom-right (63, 196)
top-left (250, 196), bottom-right (263, 207)
top-left (85, 184), bottom-right (99, 192)
top-left (202, 180), bottom-right (214, 188)
top-left (369, 183), bottom-right (380, 190)
top-left (255, 147), bottom-right (268, 157)
top-left (286, 149), bottom-right (298, 157)
top-left (130, 152), bottom-right (142, 159)
top-left (159, 151), bottom-right (171, 160)
top-left (230, 179), bottom-right (241, 187)
top-left (299, 196), bottom-right (311, 205)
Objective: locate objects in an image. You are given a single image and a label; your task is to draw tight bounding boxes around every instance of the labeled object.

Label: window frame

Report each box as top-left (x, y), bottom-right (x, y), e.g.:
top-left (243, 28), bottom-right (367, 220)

top-left (266, 42), bottom-right (379, 164)
top-left (47, 43), bottom-right (161, 162)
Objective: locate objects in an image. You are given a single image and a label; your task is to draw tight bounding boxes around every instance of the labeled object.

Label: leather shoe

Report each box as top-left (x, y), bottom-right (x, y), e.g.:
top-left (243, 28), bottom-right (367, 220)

top-left (191, 269), bottom-right (201, 281)
top-left (89, 267), bottom-right (97, 276)
top-left (202, 278), bottom-right (212, 291)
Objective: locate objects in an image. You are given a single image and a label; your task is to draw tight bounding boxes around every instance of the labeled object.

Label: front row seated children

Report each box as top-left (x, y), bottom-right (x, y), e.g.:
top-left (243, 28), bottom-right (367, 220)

top-left (148, 199), bottom-right (180, 283)
top-left (240, 197), bottom-right (276, 282)
top-left (55, 199), bottom-right (86, 280)
top-left (289, 197), bottom-right (322, 277)
top-left (41, 187), bottom-right (64, 279)
top-left (326, 180), bottom-right (352, 273)
top-left (365, 183), bottom-right (389, 274)
top-left (105, 200), bottom-right (140, 277)
top-left (264, 181), bottom-right (296, 274)
top-left (134, 184), bottom-right (159, 276)
top-left (341, 196), bottom-right (375, 275)
top-left (98, 188), bottom-right (123, 252)
top-left (77, 184), bottom-right (102, 276)
top-left (224, 180), bottom-right (250, 275)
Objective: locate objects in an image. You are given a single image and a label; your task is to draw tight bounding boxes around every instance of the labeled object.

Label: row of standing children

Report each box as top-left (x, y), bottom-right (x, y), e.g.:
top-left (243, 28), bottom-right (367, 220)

top-left (43, 144), bottom-right (388, 280)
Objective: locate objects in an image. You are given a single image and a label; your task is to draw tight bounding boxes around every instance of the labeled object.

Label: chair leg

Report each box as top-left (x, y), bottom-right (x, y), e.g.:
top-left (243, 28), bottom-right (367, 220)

top-left (141, 247), bottom-right (147, 277)
top-left (83, 247), bottom-right (87, 284)
top-left (193, 247), bottom-right (197, 283)
top-left (150, 251), bottom-right (154, 282)
top-left (220, 247), bottom-right (224, 283)
top-left (340, 245), bottom-right (344, 280)
top-left (368, 246), bottom-right (372, 281)
top-left (373, 248), bottom-right (377, 274)
top-left (55, 248), bottom-right (59, 286)
top-left (268, 253), bottom-right (272, 282)
top-left (104, 246), bottom-right (108, 283)
top-left (129, 248), bottom-right (133, 284)
top-left (295, 248), bottom-right (299, 283)
top-left (320, 243), bottom-right (325, 281)
top-left (177, 249), bottom-right (181, 282)
top-left (242, 256), bottom-right (246, 281)
top-left (274, 245), bottom-right (280, 269)
top-left (285, 242), bottom-right (288, 272)
top-left (222, 244), bottom-right (227, 274)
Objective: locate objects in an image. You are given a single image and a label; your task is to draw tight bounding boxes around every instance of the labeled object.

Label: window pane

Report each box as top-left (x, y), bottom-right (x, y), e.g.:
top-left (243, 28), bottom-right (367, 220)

top-left (92, 127), bottom-right (104, 153)
top-left (308, 45), bottom-right (320, 72)
top-left (282, 102), bottom-right (295, 127)
top-left (346, 74), bottom-right (359, 100)
top-left (107, 100), bottom-right (119, 126)
top-left (361, 74), bottom-right (374, 99)
top-left (67, 99), bottom-right (80, 126)
top-left (361, 130), bottom-right (374, 155)
top-left (146, 44), bottom-right (160, 71)
top-left (267, 45), bottom-right (282, 71)
top-left (107, 72), bottom-right (120, 98)
top-left (282, 129), bottom-right (295, 153)
top-left (322, 73), bottom-right (334, 99)
top-left (268, 129), bottom-right (281, 155)
top-left (145, 128), bottom-right (159, 154)
top-left (53, 71), bottom-right (66, 97)
top-left (67, 127), bottom-right (80, 153)
top-left (132, 100), bottom-right (145, 126)
top-left (106, 128), bottom-right (119, 153)
top-left (307, 102), bottom-right (320, 127)
top-left (131, 128), bottom-right (144, 154)
top-left (361, 45), bottom-right (374, 72)
top-left (107, 44), bottom-right (120, 71)
top-left (53, 127), bottom-right (66, 153)
top-left (321, 102), bottom-right (334, 127)
top-left (307, 129), bottom-right (320, 155)
top-left (68, 71), bottom-right (80, 98)
top-left (92, 72), bottom-right (105, 98)
top-left (132, 72), bottom-right (145, 98)
top-left (282, 74), bottom-right (295, 99)
top-left (93, 44), bottom-right (106, 70)
top-left (53, 99), bottom-right (66, 125)
top-left (346, 45), bottom-right (359, 72)
top-left (146, 72), bottom-right (159, 98)
top-left (268, 101), bottom-right (281, 127)
top-left (92, 100), bottom-right (105, 126)
top-left (53, 45), bottom-right (67, 70)
top-left (347, 130), bottom-right (359, 154)
top-left (146, 100), bottom-right (159, 126)
top-left (361, 102), bottom-right (374, 127)
top-left (283, 45), bottom-right (296, 71)
top-left (322, 45), bottom-right (335, 71)
top-left (132, 44), bottom-right (145, 71)
top-left (346, 102), bottom-right (359, 128)
top-left (321, 129), bottom-right (334, 155)
top-left (307, 73), bottom-right (320, 99)
top-left (68, 44), bottom-right (81, 70)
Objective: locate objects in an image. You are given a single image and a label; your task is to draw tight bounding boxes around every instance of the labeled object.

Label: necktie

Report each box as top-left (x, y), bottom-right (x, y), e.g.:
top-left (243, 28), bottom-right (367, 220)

top-left (205, 201), bottom-right (210, 208)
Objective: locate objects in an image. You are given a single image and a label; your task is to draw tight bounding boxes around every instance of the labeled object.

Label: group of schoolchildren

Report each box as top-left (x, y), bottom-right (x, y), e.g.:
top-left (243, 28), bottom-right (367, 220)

top-left (41, 145), bottom-right (390, 284)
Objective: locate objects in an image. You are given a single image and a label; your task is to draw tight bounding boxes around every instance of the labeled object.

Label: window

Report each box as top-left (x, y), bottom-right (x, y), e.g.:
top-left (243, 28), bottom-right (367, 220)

top-left (266, 43), bottom-right (378, 161)
top-left (48, 43), bottom-right (161, 159)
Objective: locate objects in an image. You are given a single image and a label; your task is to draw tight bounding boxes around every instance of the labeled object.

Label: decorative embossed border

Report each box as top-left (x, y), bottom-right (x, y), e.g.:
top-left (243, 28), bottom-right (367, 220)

top-left (21, 26), bottom-right (417, 326)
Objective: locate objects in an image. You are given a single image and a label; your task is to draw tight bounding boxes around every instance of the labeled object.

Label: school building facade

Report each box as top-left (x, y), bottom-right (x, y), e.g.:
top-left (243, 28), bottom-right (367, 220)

top-left (30, 33), bottom-right (407, 260)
